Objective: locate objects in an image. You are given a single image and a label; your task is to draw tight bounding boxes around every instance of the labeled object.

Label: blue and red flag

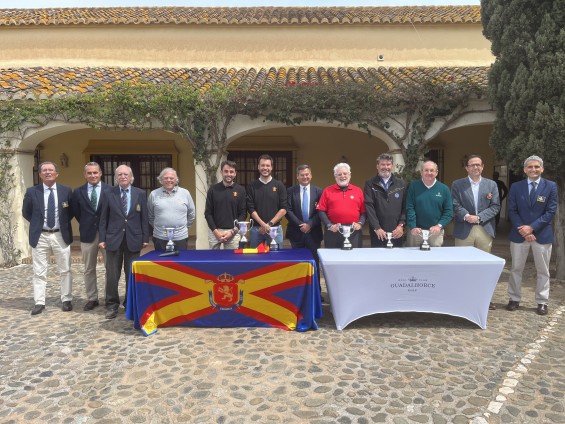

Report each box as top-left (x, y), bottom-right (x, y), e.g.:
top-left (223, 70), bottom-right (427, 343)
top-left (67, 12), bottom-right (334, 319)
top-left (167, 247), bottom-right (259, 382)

top-left (126, 249), bottom-right (322, 336)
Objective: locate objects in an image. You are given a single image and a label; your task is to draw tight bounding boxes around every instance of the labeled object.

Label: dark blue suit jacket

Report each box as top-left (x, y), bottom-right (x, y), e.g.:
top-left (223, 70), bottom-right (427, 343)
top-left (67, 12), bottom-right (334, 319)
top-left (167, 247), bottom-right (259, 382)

top-left (22, 183), bottom-right (74, 248)
top-left (285, 184), bottom-right (323, 244)
top-left (508, 178), bottom-right (558, 244)
top-left (99, 185), bottom-right (149, 252)
top-left (71, 182), bottom-right (112, 243)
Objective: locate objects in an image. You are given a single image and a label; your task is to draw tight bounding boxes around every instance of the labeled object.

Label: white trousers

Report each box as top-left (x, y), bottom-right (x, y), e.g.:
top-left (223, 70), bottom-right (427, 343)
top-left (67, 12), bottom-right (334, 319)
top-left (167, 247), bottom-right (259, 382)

top-left (32, 232), bottom-right (72, 305)
top-left (81, 233), bottom-right (105, 301)
top-left (508, 241), bottom-right (552, 304)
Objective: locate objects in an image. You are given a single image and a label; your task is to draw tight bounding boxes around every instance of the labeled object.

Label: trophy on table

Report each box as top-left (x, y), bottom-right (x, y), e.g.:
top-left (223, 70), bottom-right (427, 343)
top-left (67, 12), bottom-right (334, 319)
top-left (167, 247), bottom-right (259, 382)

top-left (386, 232), bottom-right (394, 249)
top-left (269, 225), bottom-right (281, 251)
top-left (159, 227), bottom-right (180, 257)
top-left (165, 227), bottom-right (176, 252)
top-left (338, 224), bottom-right (355, 250)
top-left (235, 219), bottom-right (253, 249)
top-left (420, 229), bottom-right (431, 251)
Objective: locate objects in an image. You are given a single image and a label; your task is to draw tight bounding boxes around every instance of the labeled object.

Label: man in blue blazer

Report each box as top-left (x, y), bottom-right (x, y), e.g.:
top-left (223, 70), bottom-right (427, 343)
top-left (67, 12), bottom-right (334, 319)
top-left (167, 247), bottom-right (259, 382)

top-left (22, 161), bottom-right (74, 315)
top-left (451, 154), bottom-right (500, 310)
top-left (98, 165), bottom-right (149, 319)
top-left (506, 155), bottom-right (558, 315)
top-left (71, 162), bottom-right (111, 311)
top-left (286, 165), bottom-right (323, 267)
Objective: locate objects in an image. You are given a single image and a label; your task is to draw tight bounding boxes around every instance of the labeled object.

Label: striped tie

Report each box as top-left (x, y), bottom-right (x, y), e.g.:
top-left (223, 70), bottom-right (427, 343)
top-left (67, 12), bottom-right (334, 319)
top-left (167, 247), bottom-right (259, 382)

top-left (90, 185), bottom-right (98, 210)
top-left (47, 188), bottom-right (55, 228)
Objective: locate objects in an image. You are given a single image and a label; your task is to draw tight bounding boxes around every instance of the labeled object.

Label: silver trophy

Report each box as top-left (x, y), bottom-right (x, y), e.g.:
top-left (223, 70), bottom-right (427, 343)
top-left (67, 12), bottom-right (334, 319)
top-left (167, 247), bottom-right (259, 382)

top-left (420, 229), bottom-right (431, 251)
top-left (338, 224), bottom-right (355, 250)
top-left (386, 232), bottom-right (394, 249)
top-left (165, 227), bottom-right (176, 252)
top-left (269, 225), bottom-right (281, 251)
top-left (235, 219), bottom-right (253, 249)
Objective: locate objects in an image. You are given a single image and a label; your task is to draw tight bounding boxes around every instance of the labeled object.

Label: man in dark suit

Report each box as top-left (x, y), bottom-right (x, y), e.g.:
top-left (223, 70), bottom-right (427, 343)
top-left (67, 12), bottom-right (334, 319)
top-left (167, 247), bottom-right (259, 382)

top-left (71, 162), bottom-right (111, 311)
top-left (286, 164), bottom-right (323, 266)
top-left (22, 161), bottom-right (74, 315)
top-left (506, 155), bottom-right (558, 316)
top-left (451, 154), bottom-right (500, 310)
top-left (364, 153), bottom-right (407, 248)
top-left (98, 165), bottom-right (149, 319)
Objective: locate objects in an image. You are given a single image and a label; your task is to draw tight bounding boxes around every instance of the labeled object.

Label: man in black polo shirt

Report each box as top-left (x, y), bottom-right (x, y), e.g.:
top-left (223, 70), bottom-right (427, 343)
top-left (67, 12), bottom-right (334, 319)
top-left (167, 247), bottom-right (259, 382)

top-left (246, 154), bottom-right (287, 248)
top-left (205, 160), bottom-right (247, 249)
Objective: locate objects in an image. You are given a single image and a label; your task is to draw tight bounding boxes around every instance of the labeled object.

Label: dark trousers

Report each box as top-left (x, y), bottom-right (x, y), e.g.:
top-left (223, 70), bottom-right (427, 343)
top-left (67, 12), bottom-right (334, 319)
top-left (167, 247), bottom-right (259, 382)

top-left (153, 237), bottom-right (188, 252)
top-left (323, 230), bottom-right (362, 249)
top-left (105, 238), bottom-right (140, 309)
top-left (290, 234), bottom-right (321, 270)
top-left (369, 229), bottom-right (404, 248)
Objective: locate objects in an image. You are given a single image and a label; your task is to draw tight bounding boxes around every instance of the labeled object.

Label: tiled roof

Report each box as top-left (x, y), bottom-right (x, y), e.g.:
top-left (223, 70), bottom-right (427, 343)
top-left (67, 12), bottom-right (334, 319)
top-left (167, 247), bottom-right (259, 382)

top-left (0, 6), bottom-right (481, 27)
top-left (0, 66), bottom-right (488, 100)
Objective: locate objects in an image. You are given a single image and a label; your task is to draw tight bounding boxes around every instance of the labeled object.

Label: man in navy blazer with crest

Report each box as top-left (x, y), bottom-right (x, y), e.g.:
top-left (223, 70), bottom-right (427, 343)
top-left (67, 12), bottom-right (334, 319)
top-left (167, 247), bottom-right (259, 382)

top-left (98, 164), bottom-right (149, 319)
top-left (71, 162), bottom-right (111, 311)
top-left (506, 155), bottom-right (558, 316)
top-left (22, 161), bottom-right (74, 315)
top-left (285, 164), bottom-right (323, 270)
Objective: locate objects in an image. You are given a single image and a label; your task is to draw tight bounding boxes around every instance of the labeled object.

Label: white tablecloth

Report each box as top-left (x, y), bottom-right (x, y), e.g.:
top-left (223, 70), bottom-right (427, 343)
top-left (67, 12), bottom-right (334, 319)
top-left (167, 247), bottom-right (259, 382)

top-left (318, 247), bottom-right (505, 330)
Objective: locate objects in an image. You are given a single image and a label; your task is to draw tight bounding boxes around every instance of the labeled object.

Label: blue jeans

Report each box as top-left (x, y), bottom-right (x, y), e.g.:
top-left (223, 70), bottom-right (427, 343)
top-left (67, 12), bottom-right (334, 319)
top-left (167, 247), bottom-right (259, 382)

top-left (250, 226), bottom-right (284, 248)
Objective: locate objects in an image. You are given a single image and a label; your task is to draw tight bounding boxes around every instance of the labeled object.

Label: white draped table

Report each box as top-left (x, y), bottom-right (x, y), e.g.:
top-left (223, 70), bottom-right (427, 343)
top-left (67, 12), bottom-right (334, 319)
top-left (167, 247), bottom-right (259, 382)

top-left (318, 247), bottom-right (505, 330)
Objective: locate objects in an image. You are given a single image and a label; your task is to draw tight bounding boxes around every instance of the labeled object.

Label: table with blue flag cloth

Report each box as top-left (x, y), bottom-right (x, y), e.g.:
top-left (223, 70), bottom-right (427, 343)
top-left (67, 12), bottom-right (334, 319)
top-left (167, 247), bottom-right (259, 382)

top-left (126, 248), bottom-right (323, 336)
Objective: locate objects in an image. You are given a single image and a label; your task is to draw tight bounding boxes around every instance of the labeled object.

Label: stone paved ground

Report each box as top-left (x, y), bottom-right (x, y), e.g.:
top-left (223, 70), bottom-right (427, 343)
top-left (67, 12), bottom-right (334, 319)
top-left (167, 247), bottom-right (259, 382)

top-left (1, 234), bottom-right (564, 424)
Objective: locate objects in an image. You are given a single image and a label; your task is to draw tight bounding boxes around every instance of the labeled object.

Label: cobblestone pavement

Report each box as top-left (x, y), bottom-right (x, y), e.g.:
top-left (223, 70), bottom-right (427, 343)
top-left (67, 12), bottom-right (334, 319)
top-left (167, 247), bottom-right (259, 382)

top-left (1, 240), bottom-right (564, 424)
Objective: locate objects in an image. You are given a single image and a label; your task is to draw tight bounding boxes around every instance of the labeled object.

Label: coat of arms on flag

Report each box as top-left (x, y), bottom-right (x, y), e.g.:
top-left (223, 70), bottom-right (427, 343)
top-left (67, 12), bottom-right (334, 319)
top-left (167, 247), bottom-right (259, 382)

top-left (207, 272), bottom-right (244, 310)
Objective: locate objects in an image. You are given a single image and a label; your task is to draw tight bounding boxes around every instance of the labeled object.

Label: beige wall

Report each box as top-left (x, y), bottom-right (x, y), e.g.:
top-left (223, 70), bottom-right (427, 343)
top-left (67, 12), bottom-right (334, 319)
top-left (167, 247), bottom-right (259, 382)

top-left (34, 128), bottom-right (195, 235)
top-left (0, 24), bottom-right (493, 68)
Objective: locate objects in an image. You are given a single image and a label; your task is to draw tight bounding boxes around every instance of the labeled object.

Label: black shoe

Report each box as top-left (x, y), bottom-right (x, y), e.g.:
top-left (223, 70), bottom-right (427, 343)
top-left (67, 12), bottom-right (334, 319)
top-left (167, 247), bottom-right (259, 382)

top-left (105, 308), bottom-right (118, 319)
top-left (506, 300), bottom-right (519, 311)
top-left (83, 300), bottom-right (99, 311)
top-left (536, 304), bottom-right (548, 316)
top-left (62, 301), bottom-right (73, 312)
top-left (31, 304), bottom-right (45, 315)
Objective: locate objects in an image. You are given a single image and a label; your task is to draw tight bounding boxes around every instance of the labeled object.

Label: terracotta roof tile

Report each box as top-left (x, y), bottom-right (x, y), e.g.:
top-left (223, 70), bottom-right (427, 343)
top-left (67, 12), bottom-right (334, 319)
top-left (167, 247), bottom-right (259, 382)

top-left (0, 66), bottom-right (488, 101)
top-left (0, 6), bottom-right (481, 27)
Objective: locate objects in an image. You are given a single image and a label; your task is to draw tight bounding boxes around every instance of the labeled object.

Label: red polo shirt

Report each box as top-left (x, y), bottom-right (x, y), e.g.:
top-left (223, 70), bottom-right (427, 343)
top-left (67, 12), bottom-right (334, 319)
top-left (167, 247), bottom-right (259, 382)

top-left (317, 183), bottom-right (365, 224)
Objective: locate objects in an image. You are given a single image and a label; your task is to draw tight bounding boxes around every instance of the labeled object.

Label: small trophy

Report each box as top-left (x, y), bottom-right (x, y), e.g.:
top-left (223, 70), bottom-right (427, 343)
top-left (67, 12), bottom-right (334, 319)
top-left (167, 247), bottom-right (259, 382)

top-left (165, 227), bottom-right (176, 252)
top-left (235, 219), bottom-right (253, 249)
top-left (338, 224), bottom-right (355, 250)
top-left (269, 225), bottom-right (280, 251)
top-left (386, 232), bottom-right (394, 249)
top-left (420, 229), bottom-right (431, 251)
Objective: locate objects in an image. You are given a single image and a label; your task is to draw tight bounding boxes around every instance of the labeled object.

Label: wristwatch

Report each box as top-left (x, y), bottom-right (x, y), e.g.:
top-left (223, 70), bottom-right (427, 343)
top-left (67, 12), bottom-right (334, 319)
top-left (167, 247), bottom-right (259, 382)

top-left (437, 223), bottom-right (443, 229)
top-left (268, 221), bottom-right (274, 226)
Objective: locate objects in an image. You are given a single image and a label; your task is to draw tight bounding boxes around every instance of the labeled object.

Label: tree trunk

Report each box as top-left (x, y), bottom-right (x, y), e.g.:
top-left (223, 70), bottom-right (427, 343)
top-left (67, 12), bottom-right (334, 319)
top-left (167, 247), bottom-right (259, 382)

top-left (554, 175), bottom-right (564, 280)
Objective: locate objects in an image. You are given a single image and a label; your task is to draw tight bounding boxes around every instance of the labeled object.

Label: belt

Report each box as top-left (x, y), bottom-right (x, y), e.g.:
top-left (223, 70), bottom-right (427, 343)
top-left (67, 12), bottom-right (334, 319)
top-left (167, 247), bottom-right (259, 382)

top-left (42, 229), bottom-right (60, 233)
top-left (473, 222), bottom-right (482, 226)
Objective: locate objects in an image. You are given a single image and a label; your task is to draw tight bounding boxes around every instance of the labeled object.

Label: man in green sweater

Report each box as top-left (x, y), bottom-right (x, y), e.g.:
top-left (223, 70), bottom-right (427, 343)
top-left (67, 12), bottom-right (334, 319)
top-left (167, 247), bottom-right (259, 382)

top-left (406, 160), bottom-right (453, 247)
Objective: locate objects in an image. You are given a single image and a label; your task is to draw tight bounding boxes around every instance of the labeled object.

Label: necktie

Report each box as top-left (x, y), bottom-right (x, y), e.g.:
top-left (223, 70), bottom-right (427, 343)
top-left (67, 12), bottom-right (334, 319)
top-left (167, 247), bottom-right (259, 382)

top-left (302, 186), bottom-right (309, 223)
top-left (90, 185), bottom-right (98, 210)
top-left (382, 179), bottom-right (388, 191)
top-left (47, 188), bottom-right (55, 228)
top-left (529, 181), bottom-right (537, 205)
top-left (121, 189), bottom-right (128, 214)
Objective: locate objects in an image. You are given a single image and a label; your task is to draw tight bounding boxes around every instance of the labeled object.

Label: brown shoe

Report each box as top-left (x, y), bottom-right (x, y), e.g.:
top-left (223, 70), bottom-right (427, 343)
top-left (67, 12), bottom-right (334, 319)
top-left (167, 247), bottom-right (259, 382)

top-left (536, 304), bottom-right (548, 315)
top-left (506, 300), bottom-right (519, 311)
top-left (489, 302), bottom-right (497, 310)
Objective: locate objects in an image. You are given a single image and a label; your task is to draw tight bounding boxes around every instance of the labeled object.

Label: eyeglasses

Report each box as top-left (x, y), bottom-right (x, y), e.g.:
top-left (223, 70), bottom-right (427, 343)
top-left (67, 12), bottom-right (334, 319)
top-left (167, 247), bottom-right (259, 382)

top-left (466, 164), bottom-right (483, 168)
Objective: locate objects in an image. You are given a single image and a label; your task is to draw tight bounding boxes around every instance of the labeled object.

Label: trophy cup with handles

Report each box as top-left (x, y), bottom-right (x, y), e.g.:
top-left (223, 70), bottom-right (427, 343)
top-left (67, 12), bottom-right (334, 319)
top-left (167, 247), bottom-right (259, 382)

top-left (268, 225), bottom-right (281, 251)
top-left (338, 224), bottom-right (355, 250)
top-left (420, 229), bottom-right (431, 251)
top-left (164, 227), bottom-right (176, 252)
top-left (235, 219), bottom-right (253, 249)
top-left (386, 232), bottom-right (394, 249)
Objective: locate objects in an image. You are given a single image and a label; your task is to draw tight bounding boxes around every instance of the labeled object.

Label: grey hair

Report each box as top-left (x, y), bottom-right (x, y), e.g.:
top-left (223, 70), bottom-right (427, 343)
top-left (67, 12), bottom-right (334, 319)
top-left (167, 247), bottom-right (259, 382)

top-left (333, 162), bottom-right (351, 175)
top-left (376, 153), bottom-right (394, 164)
top-left (114, 164), bottom-right (134, 184)
top-left (524, 155), bottom-right (544, 167)
top-left (84, 162), bottom-right (101, 172)
top-left (157, 167), bottom-right (179, 184)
